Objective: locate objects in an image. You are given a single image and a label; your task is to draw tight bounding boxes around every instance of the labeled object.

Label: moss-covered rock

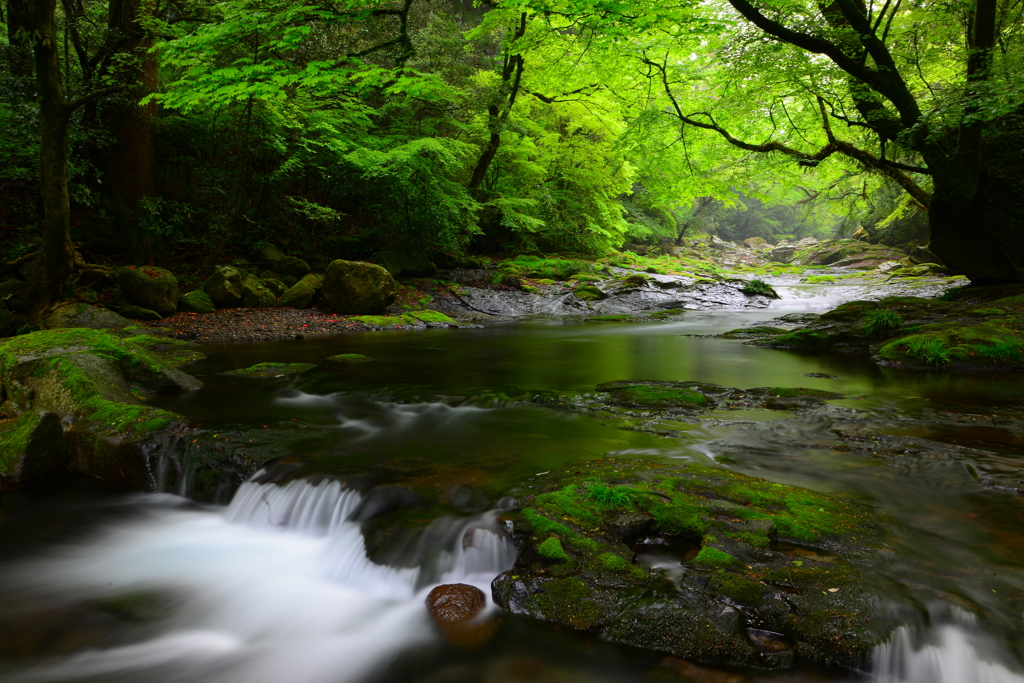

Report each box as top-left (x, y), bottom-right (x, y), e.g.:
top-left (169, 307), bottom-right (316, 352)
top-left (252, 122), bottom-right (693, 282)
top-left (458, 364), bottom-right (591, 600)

top-left (598, 382), bottom-right (711, 408)
top-left (492, 458), bottom-right (908, 671)
top-left (278, 274), bottom-right (323, 309)
top-left (116, 266), bottom-right (179, 317)
top-left (573, 285), bottom-right (607, 301)
top-left (322, 260), bottom-right (397, 314)
top-left (178, 290), bottom-right (215, 314)
top-left (43, 303), bottom-right (132, 330)
top-left (271, 256), bottom-right (311, 280)
top-left (263, 278), bottom-right (287, 296)
top-left (0, 329), bottom-right (200, 490)
top-left (321, 353), bottom-right (374, 368)
top-left (119, 305), bottom-right (163, 321)
top-left (0, 410), bottom-right (66, 488)
top-left (402, 309), bottom-right (455, 325)
top-left (202, 266), bottom-right (245, 308)
top-left (224, 362), bottom-right (316, 378)
top-left (241, 274), bottom-right (276, 308)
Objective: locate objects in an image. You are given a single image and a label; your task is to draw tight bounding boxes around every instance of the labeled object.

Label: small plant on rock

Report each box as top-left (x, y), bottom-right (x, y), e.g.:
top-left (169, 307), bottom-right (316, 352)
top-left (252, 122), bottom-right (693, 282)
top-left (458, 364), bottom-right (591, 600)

top-left (741, 279), bottom-right (780, 299)
top-left (586, 480), bottom-right (635, 507)
top-left (862, 309), bottom-right (903, 337)
top-left (906, 337), bottom-right (952, 364)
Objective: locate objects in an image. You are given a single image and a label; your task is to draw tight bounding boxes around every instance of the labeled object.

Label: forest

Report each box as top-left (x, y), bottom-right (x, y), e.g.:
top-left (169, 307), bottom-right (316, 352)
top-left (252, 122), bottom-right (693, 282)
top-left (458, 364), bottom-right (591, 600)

top-left (2, 0), bottom-right (1022, 324)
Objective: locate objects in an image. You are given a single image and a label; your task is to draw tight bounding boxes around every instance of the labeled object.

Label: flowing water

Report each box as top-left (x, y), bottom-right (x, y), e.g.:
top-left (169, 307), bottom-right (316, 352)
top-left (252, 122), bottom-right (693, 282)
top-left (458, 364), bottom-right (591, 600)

top-left (2, 283), bottom-right (1024, 682)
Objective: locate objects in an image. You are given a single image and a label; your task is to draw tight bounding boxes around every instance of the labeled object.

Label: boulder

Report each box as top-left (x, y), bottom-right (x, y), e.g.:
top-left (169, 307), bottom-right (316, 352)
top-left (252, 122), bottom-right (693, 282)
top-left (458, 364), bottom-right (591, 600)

top-left (241, 275), bottom-right (276, 308)
top-left (708, 235), bottom-right (732, 251)
top-left (202, 266), bottom-right (245, 308)
top-left (368, 247), bottom-right (437, 277)
top-left (426, 584), bottom-right (496, 649)
top-left (178, 290), bottom-right (215, 314)
top-left (263, 278), bottom-right (287, 296)
top-left (908, 246), bottom-right (946, 267)
top-left (116, 266), bottom-right (179, 317)
top-left (271, 256), bottom-right (311, 280)
top-left (0, 328), bottom-right (200, 490)
top-left (278, 274), bottom-right (323, 309)
top-left (876, 261), bottom-right (904, 274)
top-left (743, 237), bottom-right (768, 249)
top-left (793, 236), bottom-right (818, 247)
top-left (321, 260), bottom-right (397, 314)
top-left (44, 303), bottom-right (132, 330)
top-left (119, 306), bottom-right (163, 321)
top-left (254, 242), bottom-right (286, 264)
top-left (768, 245), bottom-right (796, 263)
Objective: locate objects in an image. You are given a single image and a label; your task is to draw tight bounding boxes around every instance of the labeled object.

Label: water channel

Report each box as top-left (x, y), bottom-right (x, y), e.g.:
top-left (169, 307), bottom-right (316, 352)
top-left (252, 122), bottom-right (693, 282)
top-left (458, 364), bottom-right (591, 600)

top-left (2, 283), bottom-right (1024, 682)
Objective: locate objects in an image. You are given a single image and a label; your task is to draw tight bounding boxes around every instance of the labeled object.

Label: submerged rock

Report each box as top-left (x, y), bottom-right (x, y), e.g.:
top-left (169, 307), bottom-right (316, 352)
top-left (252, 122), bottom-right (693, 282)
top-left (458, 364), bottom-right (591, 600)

top-left (322, 260), bottom-right (397, 314)
top-left (0, 329), bottom-right (200, 490)
top-left (491, 458), bottom-right (911, 671)
top-left (224, 362), bottom-right (316, 378)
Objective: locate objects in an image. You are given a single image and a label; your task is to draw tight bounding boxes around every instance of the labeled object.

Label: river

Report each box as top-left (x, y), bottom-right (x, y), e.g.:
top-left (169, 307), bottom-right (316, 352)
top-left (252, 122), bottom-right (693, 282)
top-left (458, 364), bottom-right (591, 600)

top-left (2, 283), bottom-right (1023, 682)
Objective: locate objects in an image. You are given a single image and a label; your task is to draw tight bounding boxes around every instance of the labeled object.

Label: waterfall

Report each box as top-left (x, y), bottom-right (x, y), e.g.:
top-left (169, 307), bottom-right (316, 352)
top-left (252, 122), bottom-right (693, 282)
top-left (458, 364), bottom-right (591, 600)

top-left (225, 478), bottom-right (362, 535)
top-left (872, 625), bottom-right (1024, 683)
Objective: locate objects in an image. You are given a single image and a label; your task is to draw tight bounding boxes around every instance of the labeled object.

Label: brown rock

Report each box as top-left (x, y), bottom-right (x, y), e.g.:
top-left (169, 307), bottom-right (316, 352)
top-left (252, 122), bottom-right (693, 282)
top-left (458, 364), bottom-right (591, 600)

top-left (425, 583), bottom-right (497, 649)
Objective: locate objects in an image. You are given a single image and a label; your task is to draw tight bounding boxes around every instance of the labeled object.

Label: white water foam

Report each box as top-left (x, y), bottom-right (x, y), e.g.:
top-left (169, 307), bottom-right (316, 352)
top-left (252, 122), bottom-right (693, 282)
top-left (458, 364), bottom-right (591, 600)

top-left (4, 477), bottom-right (516, 683)
top-left (872, 625), bottom-right (1024, 683)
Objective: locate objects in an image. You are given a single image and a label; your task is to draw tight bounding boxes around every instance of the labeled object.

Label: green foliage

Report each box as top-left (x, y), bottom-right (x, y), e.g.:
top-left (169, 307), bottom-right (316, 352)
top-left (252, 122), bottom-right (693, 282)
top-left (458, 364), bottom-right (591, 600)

top-left (537, 536), bottom-right (571, 561)
top-left (741, 279), bottom-right (780, 298)
top-left (862, 309), bottom-right (904, 337)
top-left (585, 480), bottom-right (635, 507)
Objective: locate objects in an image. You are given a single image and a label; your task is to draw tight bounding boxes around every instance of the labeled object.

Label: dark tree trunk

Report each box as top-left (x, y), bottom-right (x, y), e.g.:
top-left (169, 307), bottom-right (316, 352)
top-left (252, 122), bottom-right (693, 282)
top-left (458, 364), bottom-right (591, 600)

top-left (102, 0), bottom-right (158, 262)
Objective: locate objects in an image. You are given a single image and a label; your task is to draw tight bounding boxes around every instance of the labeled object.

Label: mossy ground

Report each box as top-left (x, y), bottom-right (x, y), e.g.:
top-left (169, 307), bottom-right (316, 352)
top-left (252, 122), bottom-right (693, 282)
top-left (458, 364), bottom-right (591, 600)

top-left (602, 384), bottom-right (710, 408)
top-left (225, 362), bottom-right (317, 377)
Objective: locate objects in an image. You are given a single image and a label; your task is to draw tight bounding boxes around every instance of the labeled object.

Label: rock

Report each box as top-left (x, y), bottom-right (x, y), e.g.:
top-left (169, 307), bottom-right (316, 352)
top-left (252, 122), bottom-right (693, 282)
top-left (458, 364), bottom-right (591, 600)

top-left (202, 266), bottom-right (245, 308)
top-left (116, 266), bottom-right (179, 317)
top-left (0, 410), bottom-right (66, 488)
top-left (119, 306), bottom-right (163, 321)
top-left (491, 458), bottom-right (910, 671)
top-left (794, 236), bottom-right (818, 247)
top-left (321, 260), bottom-right (397, 314)
top-left (0, 328), bottom-right (199, 490)
top-left (426, 584), bottom-right (496, 649)
top-left (708, 235), bottom-right (732, 251)
top-left (876, 261), bottom-right (904, 273)
top-left (355, 485), bottom-right (424, 521)
top-left (0, 307), bottom-right (14, 337)
top-left (573, 285), bottom-right (607, 301)
top-left (241, 274), bottom-right (276, 308)
top-left (44, 303), bottom-right (132, 330)
top-left (254, 243), bottom-right (286, 263)
top-left (743, 237), bottom-right (768, 249)
top-left (321, 353), bottom-right (374, 368)
top-left (768, 245), bottom-right (796, 263)
top-left (368, 247), bottom-right (437, 277)
top-left (263, 278), bottom-right (287, 296)
top-left (280, 274), bottom-right (299, 288)
top-left (178, 290), bottom-right (216, 314)
top-left (908, 246), bottom-right (946, 267)
top-left (278, 274), bottom-right (323, 309)
top-left (271, 256), bottom-right (311, 280)
top-left (224, 362), bottom-right (316, 378)
top-left (0, 278), bottom-right (23, 301)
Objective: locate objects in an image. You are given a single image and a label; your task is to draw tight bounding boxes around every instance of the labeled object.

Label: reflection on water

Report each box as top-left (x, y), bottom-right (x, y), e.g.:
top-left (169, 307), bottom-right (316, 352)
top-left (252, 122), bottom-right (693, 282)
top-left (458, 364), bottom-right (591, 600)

top-left (3, 285), bottom-right (1024, 682)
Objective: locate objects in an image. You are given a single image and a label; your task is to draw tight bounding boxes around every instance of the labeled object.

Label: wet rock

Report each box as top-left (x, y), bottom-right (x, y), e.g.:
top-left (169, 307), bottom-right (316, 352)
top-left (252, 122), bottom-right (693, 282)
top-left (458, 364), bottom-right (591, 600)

top-left (116, 266), bottom-right (179, 317)
top-left (119, 305), bottom-right (163, 321)
top-left (0, 410), bottom-right (66, 488)
top-left (709, 236), bottom-right (733, 251)
top-left (908, 246), bottom-right (945, 267)
top-left (178, 290), bottom-right (215, 314)
top-left (278, 273), bottom-right (323, 309)
top-left (491, 458), bottom-right (911, 671)
top-left (426, 583), bottom-right (497, 649)
top-left (355, 485), bottom-right (424, 521)
top-left (0, 328), bottom-right (199, 490)
top-left (322, 260), bottom-right (397, 314)
top-left (768, 245), bottom-right (796, 263)
top-left (743, 237), bottom-right (768, 249)
top-left (573, 285), bottom-right (607, 301)
top-left (272, 256), bottom-right (311, 280)
top-left (224, 362), bottom-right (316, 378)
top-left (203, 266), bottom-right (245, 308)
top-left (321, 353), bottom-right (374, 368)
top-left (241, 274), bottom-right (276, 308)
top-left (43, 303), bottom-right (132, 330)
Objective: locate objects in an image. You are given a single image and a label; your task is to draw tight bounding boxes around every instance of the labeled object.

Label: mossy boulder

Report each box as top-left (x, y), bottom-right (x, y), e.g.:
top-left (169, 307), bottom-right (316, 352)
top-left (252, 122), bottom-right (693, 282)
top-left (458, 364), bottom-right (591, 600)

top-left (0, 410), bottom-right (66, 488)
top-left (402, 309), bottom-right (455, 325)
top-left (43, 303), bottom-right (132, 330)
top-left (272, 256), bottom-right (311, 280)
top-left (116, 266), bottom-right (179, 317)
top-left (321, 353), bottom-right (374, 368)
top-left (492, 458), bottom-right (909, 671)
top-left (573, 285), bottom-right (607, 301)
top-left (224, 362), bottom-right (316, 378)
top-left (278, 274), bottom-right (323, 309)
top-left (178, 290), bottom-right (215, 314)
top-left (241, 274), bottom-right (276, 308)
top-left (0, 329), bottom-right (200, 490)
top-left (202, 266), bottom-right (245, 308)
top-left (322, 260), bottom-right (397, 314)
top-left (263, 278), bottom-right (287, 296)
top-left (119, 306), bottom-right (163, 321)
top-left (598, 381), bottom-right (711, 408)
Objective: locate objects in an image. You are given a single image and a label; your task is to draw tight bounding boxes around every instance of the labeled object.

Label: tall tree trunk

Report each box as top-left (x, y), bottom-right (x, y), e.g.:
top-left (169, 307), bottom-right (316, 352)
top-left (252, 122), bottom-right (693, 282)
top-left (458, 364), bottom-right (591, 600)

top-left (23, 0), bottom-right (76, 312)
top-left (102, 0), bottom-right (158, 262)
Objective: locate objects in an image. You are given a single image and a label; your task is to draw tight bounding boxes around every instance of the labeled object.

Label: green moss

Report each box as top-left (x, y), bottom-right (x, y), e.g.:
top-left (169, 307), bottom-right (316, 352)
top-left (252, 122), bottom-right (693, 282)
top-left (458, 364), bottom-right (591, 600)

top-left (573, 285), bottom-right (606, 301)
top-left (691, 547), bottom-right (740, 568)
top-left (598, 552), bottom-right (632, 571)
top-left (803, 275), bottom-right (836, 284)
top-left (586, 480), bottom-right (636, 507)
top-left (324, 353), bottom-right (374, 363)
top-left (0, 411), bottom-right (42, 472)
top-left (225, 362), bottom-right (317, 377)
top-left (712, 570), bottom-right (766, 605)
top-left (348, 315), bottom-right (407, 326)
top-left (537, 536), bottom-right (571, 561)
top-left (607, 385), bottom-right (710, 408)
top-left (499, 257), bottom-right (596, 281)
top-left (766, 388), bottom-right (843, 399)
top-left (770, 329), bottom-right (831, 348)
top-left (534, 577), bottom-right (601, 628)
top-left (403, 309), bottom-right (455, 324)
top-left (741, 279), bottom-right (780, 298)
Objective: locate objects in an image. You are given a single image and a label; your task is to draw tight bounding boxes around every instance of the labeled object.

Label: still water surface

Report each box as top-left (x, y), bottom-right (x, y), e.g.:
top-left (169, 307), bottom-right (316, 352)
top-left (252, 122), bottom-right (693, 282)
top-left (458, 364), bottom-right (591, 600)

top-left (2, 284), bottom-right (1024, 682)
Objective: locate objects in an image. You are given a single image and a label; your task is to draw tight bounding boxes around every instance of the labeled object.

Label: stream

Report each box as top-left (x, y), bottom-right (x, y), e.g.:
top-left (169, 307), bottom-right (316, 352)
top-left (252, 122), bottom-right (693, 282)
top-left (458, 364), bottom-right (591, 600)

top-left (2, 283), bottom-right (1024, 682)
